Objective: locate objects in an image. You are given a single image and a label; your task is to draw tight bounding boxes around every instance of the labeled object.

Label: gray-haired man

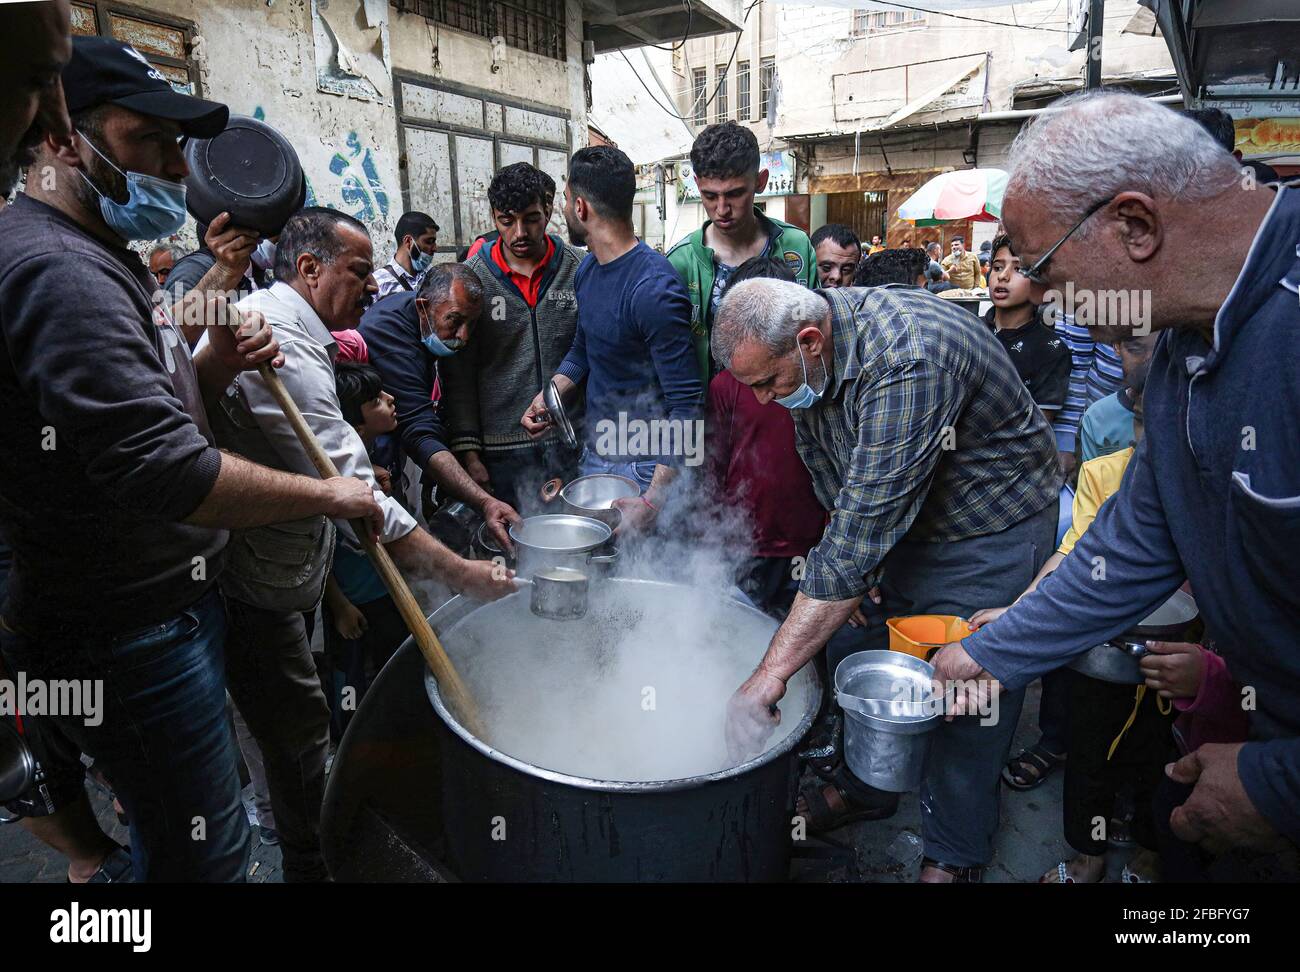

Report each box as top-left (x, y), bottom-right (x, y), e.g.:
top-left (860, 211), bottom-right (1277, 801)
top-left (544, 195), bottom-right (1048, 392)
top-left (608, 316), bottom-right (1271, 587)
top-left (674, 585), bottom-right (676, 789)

top-left (360, 262), bottom-right (524, 548)
top-left (215, 208), bottom-right (515, 880)
top-left (716, 278), bottom-right (1060, 882)
top-left (933, 90), bottom-right (1300, 866)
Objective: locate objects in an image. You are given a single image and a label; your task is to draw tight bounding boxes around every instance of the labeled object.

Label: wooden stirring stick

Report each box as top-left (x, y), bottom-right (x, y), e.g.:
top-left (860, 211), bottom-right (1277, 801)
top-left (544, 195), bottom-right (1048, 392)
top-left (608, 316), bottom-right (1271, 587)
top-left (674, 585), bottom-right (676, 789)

top-left (219, 301), bottom-right (487, 738)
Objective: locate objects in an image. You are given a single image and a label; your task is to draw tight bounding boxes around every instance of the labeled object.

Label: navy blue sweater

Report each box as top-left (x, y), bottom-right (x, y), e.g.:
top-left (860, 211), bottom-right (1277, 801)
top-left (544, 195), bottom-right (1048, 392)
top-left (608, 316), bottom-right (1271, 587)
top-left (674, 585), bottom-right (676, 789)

top-left (964, 187), bottom-right (1300, 842)
top-left (358, 291), bottom-right (448, 474)
top-left (557, 242), bottom-right (702, 464)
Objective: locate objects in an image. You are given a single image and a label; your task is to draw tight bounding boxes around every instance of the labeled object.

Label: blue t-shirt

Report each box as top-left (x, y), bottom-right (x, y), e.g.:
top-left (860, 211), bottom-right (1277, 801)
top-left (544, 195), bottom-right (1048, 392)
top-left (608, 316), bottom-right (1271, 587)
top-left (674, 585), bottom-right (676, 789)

top-left (1078, 388), bottom-right (1136, 462)
top-left (557, 242), bottom-right (703, 464)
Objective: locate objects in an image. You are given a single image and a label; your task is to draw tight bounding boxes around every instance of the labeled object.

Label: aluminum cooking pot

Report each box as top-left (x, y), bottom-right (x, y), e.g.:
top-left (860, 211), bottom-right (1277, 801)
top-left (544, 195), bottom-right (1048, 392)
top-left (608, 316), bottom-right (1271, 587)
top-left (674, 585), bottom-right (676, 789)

top-left (835, 651), bottom-right (942, 792)
top-left (0, 720), bottom-right (35, 808)
top-left (541, 474), bottom-right (640, 529)
top-left (1070, 589), bottom-right (1200, 684)
top-left (508, 514), bottom-right (617, 580)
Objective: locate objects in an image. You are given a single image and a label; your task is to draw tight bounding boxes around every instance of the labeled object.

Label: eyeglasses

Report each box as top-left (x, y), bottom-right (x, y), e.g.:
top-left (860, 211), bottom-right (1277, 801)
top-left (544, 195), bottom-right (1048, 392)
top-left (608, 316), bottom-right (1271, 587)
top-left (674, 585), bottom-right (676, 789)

top-left (1017, 197), bottom-right (1112, 285)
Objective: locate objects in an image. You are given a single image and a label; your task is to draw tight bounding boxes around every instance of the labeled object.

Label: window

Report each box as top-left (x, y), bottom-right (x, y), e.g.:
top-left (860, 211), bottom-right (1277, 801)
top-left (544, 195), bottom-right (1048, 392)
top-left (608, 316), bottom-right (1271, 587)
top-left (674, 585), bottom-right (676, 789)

top-left (758, 57), bottom-right (776, 120)
top-left (737, 61), bottom-right (751, 121)
top-left (715, 64), bottom-right (728, 122)
top-left (394, 0), bottom-right (567, 61)
top-left (691, 68), bottom-right (707, 127)
top-left (70, 2), bottom-right (199, 93)
top-left (853, 7), bottom-right (926, 36)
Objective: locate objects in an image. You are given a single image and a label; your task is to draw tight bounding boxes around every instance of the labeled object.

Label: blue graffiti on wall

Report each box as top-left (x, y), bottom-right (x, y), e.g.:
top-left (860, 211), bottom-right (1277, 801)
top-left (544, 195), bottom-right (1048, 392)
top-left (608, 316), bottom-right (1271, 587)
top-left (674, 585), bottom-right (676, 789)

top-left (331, 131), bottom-right (390, 225)
top-left (252, 106), bottom-right (390, 223)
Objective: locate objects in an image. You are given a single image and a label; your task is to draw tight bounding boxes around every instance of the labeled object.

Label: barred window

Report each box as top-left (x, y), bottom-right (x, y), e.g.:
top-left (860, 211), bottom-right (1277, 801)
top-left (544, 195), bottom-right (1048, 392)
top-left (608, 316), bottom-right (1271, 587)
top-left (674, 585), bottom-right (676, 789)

top-left (737, 61), bottom-right (750, 121)
top-left (394, 0), bottom-right (566, 62)
top-left (692, 68), bottom-right (707, 127)
top-left (715, 64), bottom-right (728, 123)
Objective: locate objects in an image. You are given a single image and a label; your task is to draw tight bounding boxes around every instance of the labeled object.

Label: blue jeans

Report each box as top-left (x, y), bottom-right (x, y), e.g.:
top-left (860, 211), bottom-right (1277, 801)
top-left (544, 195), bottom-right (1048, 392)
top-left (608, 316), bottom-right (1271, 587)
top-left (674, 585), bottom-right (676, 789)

top-left (0, 589), bottom-right (250, 881)
top-left (579, 448), bottom-right (657, 491)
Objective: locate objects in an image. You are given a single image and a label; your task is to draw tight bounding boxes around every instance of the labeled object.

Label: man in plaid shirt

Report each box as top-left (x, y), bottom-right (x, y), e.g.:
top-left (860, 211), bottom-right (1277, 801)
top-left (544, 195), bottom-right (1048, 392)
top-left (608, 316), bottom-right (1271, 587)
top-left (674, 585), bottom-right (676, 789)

top-left (714, 280), bottom-right (1060, 882)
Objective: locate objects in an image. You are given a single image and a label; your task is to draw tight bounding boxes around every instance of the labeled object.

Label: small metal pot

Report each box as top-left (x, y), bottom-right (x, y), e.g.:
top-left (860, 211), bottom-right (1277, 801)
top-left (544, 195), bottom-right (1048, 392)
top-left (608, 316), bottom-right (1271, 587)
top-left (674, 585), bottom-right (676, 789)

top-left (0, 720), bottom-right (35, 807)
top-left (518, 567), bottom-right (590, 621)
top-left (835, 651), bottom-right (942, 793)
top-left (542, 474), bottom-right (640, 529)
top-left (508, 514), bottom-right (617, 580)
top-left (1070, 589), bottom-right (1200, 684)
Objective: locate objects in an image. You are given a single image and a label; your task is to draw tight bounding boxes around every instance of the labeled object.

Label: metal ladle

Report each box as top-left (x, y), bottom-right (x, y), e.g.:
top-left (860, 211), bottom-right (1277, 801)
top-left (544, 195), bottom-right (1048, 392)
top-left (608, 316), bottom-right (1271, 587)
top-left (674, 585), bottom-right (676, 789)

top-left (516, 567), bottom-right (590, 621)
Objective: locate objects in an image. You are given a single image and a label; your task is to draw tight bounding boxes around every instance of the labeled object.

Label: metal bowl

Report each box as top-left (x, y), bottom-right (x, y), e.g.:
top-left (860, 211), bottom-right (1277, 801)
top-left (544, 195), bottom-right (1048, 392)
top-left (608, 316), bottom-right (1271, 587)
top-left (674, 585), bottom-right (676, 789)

top-left (1070, 589), bottom-right (1200, 684)
top-left (559, 474), bottom-right (639, 528)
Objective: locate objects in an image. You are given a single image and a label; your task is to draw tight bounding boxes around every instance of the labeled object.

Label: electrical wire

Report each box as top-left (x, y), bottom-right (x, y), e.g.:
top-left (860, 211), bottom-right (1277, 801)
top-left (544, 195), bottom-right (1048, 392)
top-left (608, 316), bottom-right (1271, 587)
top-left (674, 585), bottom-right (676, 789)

top-left (620, 0), bottom-right (762, 123)
top-left (647, 0), bottom-right (694, 52)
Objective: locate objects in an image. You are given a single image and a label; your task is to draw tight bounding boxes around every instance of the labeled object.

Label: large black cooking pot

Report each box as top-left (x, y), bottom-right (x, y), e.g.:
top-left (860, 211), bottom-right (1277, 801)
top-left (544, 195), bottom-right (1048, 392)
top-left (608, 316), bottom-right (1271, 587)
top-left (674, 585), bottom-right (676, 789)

top-left (184, 114), bottom-right (306, 237)
top-left (321, 579), bottom-right (819, 882)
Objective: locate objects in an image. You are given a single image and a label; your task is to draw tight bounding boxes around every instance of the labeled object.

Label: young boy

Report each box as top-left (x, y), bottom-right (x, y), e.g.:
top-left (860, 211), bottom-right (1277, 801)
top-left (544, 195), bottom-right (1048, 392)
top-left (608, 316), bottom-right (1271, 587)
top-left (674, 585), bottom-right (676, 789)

top-left (983, 234), bottom-right (1072, 427)
top-left (1078, 333), bottom-right (1156, 463)
top-left (667, 121), bottom-right (816, 381)
top-left (321, 362), bottom-right (406, 739)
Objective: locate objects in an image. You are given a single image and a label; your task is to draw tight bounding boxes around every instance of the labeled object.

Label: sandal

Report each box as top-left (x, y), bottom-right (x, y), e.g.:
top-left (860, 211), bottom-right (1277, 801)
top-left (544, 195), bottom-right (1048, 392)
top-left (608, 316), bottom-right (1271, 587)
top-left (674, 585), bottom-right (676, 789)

top-left (1039, 859), bottom-right (1103, 884)
top-left (1001, 744), bottom-right (1065, 791)
top-left (798, 710), bottom-right (842, 780)
top-left (920, 857), bottom-right (984, 883)
top-left (795, 772), bottom-right (899, 834)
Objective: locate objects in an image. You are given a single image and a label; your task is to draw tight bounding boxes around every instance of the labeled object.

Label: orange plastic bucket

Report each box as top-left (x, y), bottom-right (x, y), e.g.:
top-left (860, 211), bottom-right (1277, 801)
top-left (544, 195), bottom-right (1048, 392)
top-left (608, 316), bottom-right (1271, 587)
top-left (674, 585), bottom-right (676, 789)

top-left (886, 615), bottom-right (972, 661)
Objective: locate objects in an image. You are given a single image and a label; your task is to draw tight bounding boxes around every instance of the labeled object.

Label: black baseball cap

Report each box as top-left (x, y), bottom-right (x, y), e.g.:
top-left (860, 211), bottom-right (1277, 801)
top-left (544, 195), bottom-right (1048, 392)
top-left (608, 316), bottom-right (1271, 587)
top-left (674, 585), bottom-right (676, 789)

top-left (62, 36), bottom-right (228, 137)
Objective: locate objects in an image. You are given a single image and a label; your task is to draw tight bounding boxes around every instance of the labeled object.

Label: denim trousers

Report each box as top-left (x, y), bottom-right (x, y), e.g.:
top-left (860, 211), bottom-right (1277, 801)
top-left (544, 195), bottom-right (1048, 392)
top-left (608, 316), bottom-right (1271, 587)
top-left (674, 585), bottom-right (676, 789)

top-left (0, 589), bottom-right (250, 881)
top-left (876, 502), bottom-right (1058, 867)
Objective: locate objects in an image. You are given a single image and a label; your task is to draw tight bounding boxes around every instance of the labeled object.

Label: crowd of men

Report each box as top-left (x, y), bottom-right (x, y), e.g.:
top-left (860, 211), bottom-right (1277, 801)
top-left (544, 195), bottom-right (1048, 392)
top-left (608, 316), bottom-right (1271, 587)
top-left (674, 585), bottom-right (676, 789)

top-left (0, 1), bottom-right (1295, 885)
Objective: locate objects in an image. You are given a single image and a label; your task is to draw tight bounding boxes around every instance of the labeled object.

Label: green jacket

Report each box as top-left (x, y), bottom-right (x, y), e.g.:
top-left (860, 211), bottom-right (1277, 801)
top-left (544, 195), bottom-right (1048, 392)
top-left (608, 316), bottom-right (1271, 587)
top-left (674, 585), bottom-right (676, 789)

top-left (667, 209), bottom-right (817, 381)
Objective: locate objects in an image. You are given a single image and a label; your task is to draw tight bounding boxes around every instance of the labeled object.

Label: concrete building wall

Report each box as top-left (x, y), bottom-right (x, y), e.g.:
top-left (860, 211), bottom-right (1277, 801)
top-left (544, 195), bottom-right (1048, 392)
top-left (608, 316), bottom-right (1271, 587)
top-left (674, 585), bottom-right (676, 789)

top-left (101, 0), bottom-right (586, 261)
top-left (772, 1), bottom-right (1172, 140)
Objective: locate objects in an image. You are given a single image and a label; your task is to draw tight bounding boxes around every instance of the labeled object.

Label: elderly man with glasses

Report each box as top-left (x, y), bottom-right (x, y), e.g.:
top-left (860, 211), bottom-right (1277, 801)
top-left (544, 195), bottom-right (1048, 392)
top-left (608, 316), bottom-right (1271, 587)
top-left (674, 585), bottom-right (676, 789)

top-left (934, 90), bottom-right (1300, 874)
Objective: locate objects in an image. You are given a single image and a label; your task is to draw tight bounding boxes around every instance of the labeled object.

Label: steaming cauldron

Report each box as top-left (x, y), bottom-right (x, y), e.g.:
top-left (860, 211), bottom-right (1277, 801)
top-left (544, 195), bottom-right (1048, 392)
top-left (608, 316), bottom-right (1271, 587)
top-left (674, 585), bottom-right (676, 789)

top-left (321, 579), bottom-right (820, 882)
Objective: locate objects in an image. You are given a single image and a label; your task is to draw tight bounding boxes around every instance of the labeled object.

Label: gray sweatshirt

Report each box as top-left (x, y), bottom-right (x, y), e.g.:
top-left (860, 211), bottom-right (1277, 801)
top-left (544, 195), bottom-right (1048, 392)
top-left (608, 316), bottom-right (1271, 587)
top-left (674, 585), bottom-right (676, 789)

top-left (0, 196), bottom-right (226, 635)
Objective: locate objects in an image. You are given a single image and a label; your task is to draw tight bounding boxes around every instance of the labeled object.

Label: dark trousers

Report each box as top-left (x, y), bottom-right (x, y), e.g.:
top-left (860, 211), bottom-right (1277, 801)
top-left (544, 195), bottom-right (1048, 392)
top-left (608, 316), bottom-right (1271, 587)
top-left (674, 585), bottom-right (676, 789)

top-left (320, 593), bottom-right (407, 740)
top-left (1036, 668), bottom-right (1071, 755)
top-left (223, 596), bottom-right (331, 882)
top-left (0, 590), bottom-right (250, 881)
top-left (484, 444), bottom-right (576, 516)
top-left (878, 502), bottom-right (1058, 867)
top-left (1062, 669), bottom-right (1176, 856)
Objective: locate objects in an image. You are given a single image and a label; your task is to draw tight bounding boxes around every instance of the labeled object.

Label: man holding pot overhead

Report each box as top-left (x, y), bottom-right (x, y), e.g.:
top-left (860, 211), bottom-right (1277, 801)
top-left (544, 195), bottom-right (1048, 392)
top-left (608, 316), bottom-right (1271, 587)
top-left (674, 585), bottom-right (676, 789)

top-left (0, 35), bottom-right (384, 881)
top-left (715, 278), bottom-right (1060, 883)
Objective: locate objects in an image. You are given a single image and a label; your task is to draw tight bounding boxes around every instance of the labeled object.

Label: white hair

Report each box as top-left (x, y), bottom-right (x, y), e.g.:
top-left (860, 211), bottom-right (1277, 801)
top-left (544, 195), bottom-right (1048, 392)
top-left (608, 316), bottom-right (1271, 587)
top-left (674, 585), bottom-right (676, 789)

top-left (1007, 91), bottom-right (1242, 238)
top-left (712, 279), bottom-right (829, 369)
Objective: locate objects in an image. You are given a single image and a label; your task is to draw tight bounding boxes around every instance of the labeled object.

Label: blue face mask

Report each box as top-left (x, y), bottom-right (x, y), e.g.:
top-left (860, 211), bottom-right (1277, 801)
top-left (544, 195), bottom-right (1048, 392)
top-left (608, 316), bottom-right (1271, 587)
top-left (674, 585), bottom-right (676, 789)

top-left (77, 131), bottom-right (187, 241)
top-left (418, 303), bottom-right (463, 357)
top-left (774, 344), bottom-right (828, 410)
top-left (409, 241), bottom-right (433, 275)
